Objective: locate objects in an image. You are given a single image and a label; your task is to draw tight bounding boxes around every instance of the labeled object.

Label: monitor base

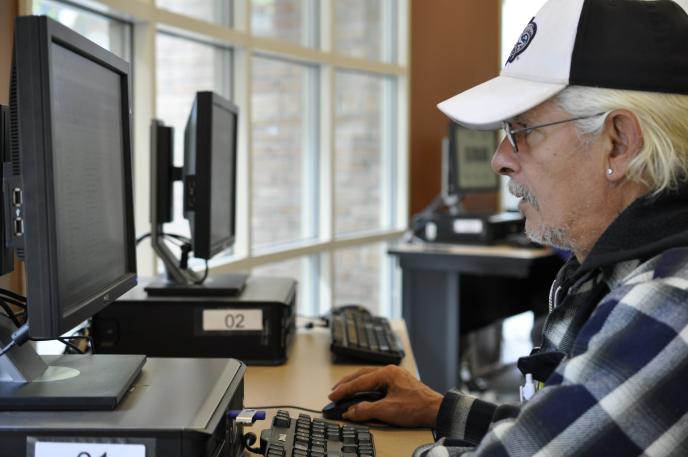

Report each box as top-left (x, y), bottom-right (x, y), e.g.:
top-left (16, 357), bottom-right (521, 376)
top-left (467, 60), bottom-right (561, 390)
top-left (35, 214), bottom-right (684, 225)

top-left (0, 353), bottom-right (145, 410)
top-left (144, 272), bottom-right (247, 297)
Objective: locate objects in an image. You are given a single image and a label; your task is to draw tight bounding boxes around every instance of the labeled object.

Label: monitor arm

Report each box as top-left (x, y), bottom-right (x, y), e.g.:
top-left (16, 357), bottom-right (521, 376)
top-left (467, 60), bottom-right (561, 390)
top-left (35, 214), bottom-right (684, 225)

top-left (150, 219), bottom-right (202, 285)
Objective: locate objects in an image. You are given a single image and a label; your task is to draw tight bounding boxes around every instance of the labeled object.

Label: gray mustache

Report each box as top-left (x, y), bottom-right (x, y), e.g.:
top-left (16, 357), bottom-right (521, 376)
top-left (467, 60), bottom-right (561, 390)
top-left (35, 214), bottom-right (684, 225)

top-left (508, 180), bottom-right (539, 209)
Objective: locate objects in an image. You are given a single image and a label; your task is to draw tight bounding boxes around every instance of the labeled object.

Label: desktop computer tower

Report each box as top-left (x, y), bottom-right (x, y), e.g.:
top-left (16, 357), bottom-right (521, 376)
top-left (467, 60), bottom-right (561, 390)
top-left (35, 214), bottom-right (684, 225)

top-left (92, 276), bottom-right (297, 365)
top-left (0, 357), bottom-right (246, 457)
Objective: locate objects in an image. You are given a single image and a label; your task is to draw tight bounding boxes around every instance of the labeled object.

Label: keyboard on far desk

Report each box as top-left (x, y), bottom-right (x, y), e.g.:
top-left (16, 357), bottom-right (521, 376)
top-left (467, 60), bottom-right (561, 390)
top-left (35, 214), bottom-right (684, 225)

top-left (260, 410), bottom-right (376, 457)
top-left (330, 307), bottom-right (405, 365)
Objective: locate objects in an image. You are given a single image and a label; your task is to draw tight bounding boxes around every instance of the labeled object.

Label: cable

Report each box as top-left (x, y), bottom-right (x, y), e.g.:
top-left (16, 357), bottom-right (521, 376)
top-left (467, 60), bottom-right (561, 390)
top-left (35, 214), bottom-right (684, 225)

top-left (136, 232), bottom-right (151, 245)
top-left (0, 301), bottom-right (22, 327)
top-left (0, 340), bottom-right (16, 357)
top-left (297, 314), bottom-right (328, 324)
top-left (0, 288), bottom-right (26, 303)
top-left (59, 338), bottom-right (84, 354)
top-left (0, 323), bottom-right (30, 357)
top-left (242, 432), bottom-right (262, 454)
top-left (136, 232), bottom-right (193, 246)
top-left (31, 335), bottom-right (93, 355)
top-left (245, 405), bottom-right (323, 415)
top-left (0, 296), bottom-right (26, 308)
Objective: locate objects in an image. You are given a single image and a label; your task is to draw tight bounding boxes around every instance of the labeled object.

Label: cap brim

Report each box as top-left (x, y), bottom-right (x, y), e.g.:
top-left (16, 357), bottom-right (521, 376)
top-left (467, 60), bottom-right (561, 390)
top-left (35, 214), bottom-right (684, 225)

top-left (437, 75), bottom-right (567, 130)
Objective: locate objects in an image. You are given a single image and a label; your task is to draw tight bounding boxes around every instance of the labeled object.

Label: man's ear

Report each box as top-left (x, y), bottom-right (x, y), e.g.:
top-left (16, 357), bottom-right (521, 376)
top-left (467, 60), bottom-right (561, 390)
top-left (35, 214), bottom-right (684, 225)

top-left (605, 109), bottom-right (643, 182)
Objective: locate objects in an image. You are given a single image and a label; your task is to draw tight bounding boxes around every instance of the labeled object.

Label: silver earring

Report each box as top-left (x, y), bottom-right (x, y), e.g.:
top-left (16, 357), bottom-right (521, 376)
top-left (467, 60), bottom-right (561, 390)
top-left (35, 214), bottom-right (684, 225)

top-left (607, 168), bottom-right (614, 176)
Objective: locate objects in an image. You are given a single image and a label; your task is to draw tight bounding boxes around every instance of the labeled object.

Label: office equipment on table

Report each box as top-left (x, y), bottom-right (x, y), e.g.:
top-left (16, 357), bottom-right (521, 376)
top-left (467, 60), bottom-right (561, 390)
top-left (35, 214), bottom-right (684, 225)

top-left (93, 276), bottom-right (297, 364)
top-left (0, 17), bottom-right (246, 456)
top-left (0, 14), bottom-right (143, 410)
top-left (330, 306), bottom-right (405, 365)
top-left (98, 93), bottom-right (293, 364)
top-left (419, 210), bottom-right (525, 245)
top-left (243, 320), bottom-right (432, 457)
top-left (260, 410), bottom-right (376, 457)
top-left (411, 122), bottom-right (525, 245)
top-left (1, 357), bottom-right (246, 457)
top-left (147, 91), bottom-right (246, 297)
top-left (322, 390), bottom-right (386, 421)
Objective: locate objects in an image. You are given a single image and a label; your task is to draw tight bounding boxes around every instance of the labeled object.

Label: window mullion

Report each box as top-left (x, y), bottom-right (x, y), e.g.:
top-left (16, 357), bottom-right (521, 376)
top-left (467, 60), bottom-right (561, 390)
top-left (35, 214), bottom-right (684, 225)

top-left (132, 21), bottom-right (156, 277)
top-left (234, 46), bottom-right (252, 260)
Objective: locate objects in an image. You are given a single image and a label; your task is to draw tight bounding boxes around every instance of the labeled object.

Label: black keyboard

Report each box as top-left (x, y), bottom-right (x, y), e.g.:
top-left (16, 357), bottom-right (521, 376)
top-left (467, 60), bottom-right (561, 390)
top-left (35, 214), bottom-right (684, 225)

top-left (330, 307), bottom-right (405, 365)
top-left (260, 410), bottom-right (376, 457)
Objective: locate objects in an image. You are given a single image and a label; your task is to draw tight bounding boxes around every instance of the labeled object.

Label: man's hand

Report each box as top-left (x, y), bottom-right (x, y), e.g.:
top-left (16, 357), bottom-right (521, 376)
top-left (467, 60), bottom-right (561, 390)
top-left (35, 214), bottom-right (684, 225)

top-left (329, 365), bottom-right (443, 427)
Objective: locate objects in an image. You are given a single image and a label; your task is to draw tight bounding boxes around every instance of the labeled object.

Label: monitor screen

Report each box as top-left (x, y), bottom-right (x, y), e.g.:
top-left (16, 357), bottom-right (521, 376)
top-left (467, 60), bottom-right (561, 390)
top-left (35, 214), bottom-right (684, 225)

top-left (444, 122), bottom-right (499, 198)
top-left (50, 41), bottom-right (128, 319)
top-left (210, 99), bottom-right (236, 249)
top-left (183, 92), bottom-right (238, 260)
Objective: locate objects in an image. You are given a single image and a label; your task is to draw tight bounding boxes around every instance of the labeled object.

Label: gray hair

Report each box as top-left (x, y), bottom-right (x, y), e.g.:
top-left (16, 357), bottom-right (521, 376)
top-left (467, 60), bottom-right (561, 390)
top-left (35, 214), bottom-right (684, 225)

top-left (552, 86), bottom-right (688, 195)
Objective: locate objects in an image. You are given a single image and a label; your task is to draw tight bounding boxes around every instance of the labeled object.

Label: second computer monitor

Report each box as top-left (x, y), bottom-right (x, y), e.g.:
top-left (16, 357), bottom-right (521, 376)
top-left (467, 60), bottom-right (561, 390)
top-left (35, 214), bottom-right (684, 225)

top-left (443, 122), bottom-right (499, 202)
top-left (183, 92), bottom-right (238, 260)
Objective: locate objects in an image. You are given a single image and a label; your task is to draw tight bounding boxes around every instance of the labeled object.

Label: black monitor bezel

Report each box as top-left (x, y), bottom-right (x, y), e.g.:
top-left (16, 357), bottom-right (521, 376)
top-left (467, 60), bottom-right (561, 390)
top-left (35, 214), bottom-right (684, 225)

top-left (0, 105), bottom-right (14, 276)
top-left (13, 16), bottom-right (137, 338)
top-left (150, 119), bottom-right (175, 224)
top-left (445, 122), bottom-right (500, 196)
top-left (183, 91), bottom-right (238, 260)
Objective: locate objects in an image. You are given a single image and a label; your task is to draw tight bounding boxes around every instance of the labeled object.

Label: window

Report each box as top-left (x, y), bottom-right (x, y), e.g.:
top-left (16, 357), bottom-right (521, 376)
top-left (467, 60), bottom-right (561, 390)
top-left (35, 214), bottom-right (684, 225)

top-left (33, 0), bottom-right (131, 62)
top-left (334, 71), bottom-right (395, 235)
top-left (33, 0), bottom-right (410, 317)
top-left (156, 0), bottom-right (231, 26)
top-left (333, 243), bottom-right (383, 313)
top-left (334, 0), bottom-right (396, 63)
top-left (251, 56), bottom-right (317, 251)
top-left (251, 0), bottom-right (318, 48)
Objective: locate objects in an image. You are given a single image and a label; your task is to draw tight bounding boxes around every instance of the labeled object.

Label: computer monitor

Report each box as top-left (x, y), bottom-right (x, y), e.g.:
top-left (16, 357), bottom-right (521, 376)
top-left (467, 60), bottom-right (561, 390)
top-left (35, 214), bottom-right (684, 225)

top-left (0, 16), bottom-right (145, 410)
top-left (183, 92), bottom-right (237, 260)
top-left (442, 122), bottom-right (500, 205)
top-left (146, 92), bottom-right (246, 296)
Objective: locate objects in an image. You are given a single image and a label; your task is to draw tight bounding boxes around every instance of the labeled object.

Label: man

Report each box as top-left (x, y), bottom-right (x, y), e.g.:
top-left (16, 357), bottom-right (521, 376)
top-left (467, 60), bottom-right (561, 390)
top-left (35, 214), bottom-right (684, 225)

top-left (329, 0), bottom-right (688, 455)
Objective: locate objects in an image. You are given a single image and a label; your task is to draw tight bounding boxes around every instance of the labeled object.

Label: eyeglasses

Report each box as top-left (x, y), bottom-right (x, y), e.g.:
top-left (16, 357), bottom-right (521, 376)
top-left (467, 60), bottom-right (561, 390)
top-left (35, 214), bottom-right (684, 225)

top-left (501, 112), bottom-right (607, 153)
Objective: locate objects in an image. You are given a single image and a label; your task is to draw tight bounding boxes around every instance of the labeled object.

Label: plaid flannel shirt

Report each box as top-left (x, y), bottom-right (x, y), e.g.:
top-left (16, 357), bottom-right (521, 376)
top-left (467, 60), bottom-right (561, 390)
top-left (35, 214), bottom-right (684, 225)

top-left (414, 247), bottom-right (688, 457)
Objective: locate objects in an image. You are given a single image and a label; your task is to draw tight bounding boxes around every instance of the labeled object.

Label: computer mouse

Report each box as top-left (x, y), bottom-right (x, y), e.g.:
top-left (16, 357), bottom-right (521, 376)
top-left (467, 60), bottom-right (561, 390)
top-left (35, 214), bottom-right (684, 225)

top-left (322, 390), bottom-right (386, 420)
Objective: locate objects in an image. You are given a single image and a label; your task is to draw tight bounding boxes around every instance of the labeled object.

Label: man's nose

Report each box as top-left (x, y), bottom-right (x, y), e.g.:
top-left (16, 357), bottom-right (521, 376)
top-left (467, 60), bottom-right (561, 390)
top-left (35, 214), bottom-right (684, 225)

top-left (491, 137), bottom-right (518, 177)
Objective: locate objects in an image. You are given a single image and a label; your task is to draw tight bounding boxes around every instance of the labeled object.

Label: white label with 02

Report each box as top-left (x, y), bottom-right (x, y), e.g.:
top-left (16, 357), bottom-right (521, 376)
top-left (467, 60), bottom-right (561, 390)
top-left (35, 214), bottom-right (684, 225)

top-left (34, 441), bottom-right (145, 457)
top-left (203, 309), bottom-right (263, 332)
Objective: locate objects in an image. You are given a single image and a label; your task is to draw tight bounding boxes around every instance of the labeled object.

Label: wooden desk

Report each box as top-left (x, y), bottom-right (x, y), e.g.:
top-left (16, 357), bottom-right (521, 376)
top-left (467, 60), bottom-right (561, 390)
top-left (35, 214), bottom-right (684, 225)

top-left (244, 321), bottom-right (433, 457)
top-left (389, 242), bottom-right (563, 393)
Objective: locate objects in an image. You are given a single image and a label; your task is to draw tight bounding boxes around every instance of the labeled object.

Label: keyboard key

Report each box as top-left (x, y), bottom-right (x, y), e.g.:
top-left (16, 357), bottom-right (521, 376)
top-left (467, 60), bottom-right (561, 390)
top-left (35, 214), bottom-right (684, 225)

top-left (260, 411), bottom-right (376, 457)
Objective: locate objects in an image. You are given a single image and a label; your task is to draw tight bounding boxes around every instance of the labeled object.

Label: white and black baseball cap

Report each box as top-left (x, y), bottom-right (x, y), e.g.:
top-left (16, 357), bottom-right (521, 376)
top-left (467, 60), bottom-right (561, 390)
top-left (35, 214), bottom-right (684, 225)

top-left (438, 0), bottom-right (688, 130)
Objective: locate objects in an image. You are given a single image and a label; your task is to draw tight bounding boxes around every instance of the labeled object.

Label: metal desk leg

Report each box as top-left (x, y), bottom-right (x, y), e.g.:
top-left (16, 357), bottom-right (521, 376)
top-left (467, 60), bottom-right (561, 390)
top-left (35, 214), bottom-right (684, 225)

top-left (402, 268), bottom-right (460, 393)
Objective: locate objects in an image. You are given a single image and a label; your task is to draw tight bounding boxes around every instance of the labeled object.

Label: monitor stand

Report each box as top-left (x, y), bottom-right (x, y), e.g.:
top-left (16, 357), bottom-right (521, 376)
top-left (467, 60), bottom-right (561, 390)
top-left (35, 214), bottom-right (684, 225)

top-left (144, 272), bottom-right (247, 297)
top-left (0, 319), bottom-right (145, 410)
top-left (147, 223), bottom-right (247, 297)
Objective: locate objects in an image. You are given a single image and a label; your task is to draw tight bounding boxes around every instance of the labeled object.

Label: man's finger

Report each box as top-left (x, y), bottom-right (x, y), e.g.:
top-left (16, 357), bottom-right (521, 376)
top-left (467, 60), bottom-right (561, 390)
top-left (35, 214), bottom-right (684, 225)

top-left (331, 367), bottom-right (378, 391)
top-left (329, 371), bottom-right (385, 400)
top-left (342, 400), bottom-right (384, 422)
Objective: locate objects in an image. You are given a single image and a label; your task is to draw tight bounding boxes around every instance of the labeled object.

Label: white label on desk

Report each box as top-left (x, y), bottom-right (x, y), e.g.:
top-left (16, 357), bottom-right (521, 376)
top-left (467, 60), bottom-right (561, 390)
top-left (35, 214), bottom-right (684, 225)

top-left (34, 441), bottom-right (145, 457)
top-left (453, 219), bottom-right (483, 234)
top-left (203, 309), bottom-right (263, 331)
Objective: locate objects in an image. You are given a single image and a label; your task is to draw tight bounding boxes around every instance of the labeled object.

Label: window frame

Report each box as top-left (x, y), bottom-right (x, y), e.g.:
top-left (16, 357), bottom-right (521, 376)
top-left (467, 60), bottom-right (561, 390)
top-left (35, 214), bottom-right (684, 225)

top-left (23, 0), bottom-right (410, 317)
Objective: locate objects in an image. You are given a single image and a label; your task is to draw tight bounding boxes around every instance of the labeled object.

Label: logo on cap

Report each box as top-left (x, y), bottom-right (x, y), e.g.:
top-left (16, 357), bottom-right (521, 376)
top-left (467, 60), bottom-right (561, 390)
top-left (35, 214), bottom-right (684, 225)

top-left (507, 18), bottom-right (537, 65)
